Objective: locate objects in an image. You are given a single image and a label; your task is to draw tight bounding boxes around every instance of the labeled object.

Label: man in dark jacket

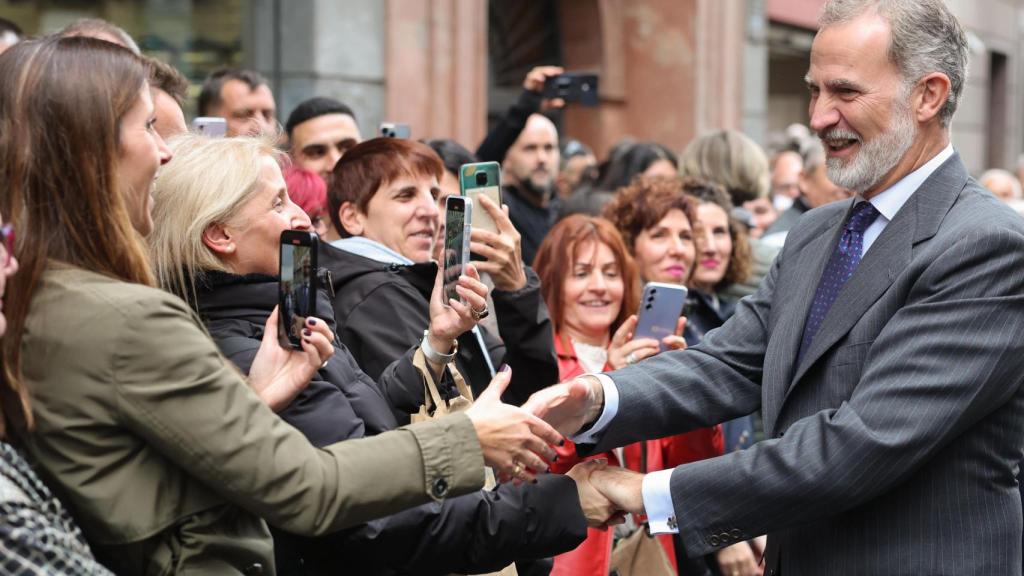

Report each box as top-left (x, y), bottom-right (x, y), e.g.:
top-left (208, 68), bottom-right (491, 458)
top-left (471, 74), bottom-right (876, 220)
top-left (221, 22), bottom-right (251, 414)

top-left (195, 272), bottom-right (586, 576)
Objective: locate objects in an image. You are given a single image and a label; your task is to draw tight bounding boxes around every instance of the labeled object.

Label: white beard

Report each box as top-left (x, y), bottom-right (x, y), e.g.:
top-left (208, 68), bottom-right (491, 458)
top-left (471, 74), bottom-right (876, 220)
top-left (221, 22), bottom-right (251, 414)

top-left (822, 97), bottom-right (916, 194)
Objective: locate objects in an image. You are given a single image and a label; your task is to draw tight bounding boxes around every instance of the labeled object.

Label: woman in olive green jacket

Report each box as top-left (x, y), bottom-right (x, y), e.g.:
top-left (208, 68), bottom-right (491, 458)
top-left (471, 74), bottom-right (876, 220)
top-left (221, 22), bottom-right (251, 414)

top-left (0, 36), bottom-right (561, 575)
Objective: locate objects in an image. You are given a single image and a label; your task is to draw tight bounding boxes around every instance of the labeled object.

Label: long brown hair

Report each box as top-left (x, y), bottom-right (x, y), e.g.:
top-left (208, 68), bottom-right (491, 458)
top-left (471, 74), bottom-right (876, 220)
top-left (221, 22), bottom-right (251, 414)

top-left (533, 215), bottom-right (640, 339)
top-left (0, 36), bottom-right (153, 436)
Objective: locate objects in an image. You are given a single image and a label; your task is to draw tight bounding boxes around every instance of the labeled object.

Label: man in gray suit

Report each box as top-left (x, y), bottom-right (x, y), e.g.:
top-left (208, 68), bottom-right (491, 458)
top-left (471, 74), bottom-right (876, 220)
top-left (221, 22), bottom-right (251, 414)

top-left (526, 1), bottom-right (1024, 575)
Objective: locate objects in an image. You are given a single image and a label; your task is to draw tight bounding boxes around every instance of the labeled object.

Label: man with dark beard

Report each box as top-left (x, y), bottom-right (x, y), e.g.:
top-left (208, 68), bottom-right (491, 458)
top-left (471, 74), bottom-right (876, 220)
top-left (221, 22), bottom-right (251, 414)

top-left (501, 113), bottom-right (560, 264)
top-left (524, 0), bottom-right (1024, 574)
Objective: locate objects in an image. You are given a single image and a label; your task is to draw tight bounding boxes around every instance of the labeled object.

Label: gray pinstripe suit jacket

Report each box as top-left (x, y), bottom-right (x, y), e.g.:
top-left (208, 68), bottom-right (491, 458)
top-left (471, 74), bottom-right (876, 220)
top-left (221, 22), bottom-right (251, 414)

top-left (587, 153), bottom-right (1024, 575)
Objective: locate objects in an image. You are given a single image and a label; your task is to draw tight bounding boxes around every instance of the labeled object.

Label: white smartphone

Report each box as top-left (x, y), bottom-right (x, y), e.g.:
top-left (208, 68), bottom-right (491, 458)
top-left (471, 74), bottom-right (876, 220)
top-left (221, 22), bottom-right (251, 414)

top-left (443, 196), bottom-right (472, 306)
top-left (192, 117), bottom-right (227, 137)
top-left (634, 282), bottom-right (688, 351)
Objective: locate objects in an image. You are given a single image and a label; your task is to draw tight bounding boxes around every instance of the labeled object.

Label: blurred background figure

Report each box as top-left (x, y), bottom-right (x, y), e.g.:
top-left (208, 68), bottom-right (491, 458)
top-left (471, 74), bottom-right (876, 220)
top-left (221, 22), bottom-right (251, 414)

top-left (286, 97), bottom-right (362, 187)
top-left (680, 130), bottom-right (776, 299)
top-left (979, 168), bottom-right (1023, 203)
top-left (198, 68), bottom-right (278, 137)
top-left (0, 17), bottom-right (21, 54)
top-left (562, 140), bottom-right (678, 218)
top-left (769, 151), bottom-right (803, 213)
top-left (556, 139), bottom-right (598, 200)
top-left (763, 138), bottom-right (853, 246)
top-left (502, 113), bottom-right (562, 264)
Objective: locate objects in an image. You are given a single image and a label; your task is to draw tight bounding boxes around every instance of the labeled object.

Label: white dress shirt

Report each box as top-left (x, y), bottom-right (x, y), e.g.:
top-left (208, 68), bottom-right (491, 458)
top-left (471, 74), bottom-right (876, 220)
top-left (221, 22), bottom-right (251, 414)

top-left (573, 143), bottom-right (955, 534)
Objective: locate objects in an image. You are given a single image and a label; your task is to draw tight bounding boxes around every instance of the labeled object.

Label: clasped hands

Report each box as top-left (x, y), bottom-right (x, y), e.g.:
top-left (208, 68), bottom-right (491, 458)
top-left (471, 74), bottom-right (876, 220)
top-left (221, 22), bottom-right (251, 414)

top-left (566, 459), bottom-right (646, 528)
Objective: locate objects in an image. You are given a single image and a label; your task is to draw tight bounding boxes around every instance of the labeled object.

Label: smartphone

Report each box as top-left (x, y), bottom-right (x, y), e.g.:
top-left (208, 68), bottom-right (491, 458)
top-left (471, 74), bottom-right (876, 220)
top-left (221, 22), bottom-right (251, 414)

top-left (634, 282), bottom-right (688, 351)
top-left (278, 230), bottom-right (320, 349)
top-left (192, 116), bottom-right (227, 137)
top-left (443, 196), bottom-right (472, 306)
top-left (379, 122), bottom-right (411, 139)
top-left (542, 72), bottom-right (600, 106)
top-left (459, 162), bottom-right (502, 235)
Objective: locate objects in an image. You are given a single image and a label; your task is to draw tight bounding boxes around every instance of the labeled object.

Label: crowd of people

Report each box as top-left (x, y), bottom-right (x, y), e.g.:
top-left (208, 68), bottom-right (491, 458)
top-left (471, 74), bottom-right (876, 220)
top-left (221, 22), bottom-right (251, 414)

top-left (1, 1), bottom-right (1024, 575)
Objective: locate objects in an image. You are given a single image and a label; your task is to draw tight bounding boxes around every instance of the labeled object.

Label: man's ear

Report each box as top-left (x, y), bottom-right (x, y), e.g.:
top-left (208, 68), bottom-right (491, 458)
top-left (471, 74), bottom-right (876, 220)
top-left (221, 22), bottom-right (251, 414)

top-left (202, 222), bottom-right (236, 255)
top-left (338, 201), bottom-right (365, 237)
top-left (914, 72), bottom-right (951, 124)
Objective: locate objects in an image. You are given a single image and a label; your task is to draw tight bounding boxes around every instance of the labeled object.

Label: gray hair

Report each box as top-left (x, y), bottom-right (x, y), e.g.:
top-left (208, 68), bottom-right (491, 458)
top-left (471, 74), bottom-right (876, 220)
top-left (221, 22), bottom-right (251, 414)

top-left (820, 0), bottom-right (968, 127)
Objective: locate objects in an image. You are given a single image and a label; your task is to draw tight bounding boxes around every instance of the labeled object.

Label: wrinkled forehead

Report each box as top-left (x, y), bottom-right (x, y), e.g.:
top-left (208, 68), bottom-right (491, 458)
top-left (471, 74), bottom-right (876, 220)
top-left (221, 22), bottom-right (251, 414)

top-left (808, 13), bottom-right (898, 85)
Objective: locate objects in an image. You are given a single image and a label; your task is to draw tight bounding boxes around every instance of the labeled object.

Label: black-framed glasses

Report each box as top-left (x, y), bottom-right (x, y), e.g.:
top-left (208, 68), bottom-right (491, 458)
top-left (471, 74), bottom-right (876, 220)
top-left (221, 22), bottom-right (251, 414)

top-left (0, 224), bottom-right (14, 267)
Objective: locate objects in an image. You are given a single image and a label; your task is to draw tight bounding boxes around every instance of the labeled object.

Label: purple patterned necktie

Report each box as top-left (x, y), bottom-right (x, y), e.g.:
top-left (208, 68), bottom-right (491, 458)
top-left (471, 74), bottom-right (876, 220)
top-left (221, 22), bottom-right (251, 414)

top-left (798, 201), bottom-right (881, 362)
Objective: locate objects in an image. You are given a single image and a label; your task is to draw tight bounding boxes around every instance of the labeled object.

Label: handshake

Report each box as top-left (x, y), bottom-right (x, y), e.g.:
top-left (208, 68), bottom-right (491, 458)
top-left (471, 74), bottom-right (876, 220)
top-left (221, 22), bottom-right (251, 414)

top-left (564, 458), bottom-right (646, 528)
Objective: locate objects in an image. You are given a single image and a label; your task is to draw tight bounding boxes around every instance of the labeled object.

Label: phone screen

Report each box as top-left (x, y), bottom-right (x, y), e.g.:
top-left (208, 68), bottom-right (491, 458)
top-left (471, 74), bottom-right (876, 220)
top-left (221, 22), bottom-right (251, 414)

top-left (443, 201), bottom-right (467, 304)
top-left (280, 242), bottom-right (314, 347)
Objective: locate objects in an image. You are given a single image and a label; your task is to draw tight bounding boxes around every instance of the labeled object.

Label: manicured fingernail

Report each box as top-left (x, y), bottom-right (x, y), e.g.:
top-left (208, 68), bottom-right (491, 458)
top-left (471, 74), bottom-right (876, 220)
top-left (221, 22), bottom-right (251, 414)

top-left (302, 329), bottom-right (312, 336)
top-left (559, 439), bottom-right (566, 447)
top-left (553, 455), bottom-right (559, 462)
top-left (307, 318), bottom-right (317, 326)
top-left (499, 364), bottom-right (510, 373)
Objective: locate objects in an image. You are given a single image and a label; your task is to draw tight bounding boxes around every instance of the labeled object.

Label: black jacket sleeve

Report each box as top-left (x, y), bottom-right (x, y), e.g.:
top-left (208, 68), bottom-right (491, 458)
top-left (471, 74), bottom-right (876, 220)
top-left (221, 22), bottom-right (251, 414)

top-left (303, 475), bottom-right (587, 576)
top-left (475, 89), bottom-right (543, 164)
top-left (486, 267), bottom-right (559, 405)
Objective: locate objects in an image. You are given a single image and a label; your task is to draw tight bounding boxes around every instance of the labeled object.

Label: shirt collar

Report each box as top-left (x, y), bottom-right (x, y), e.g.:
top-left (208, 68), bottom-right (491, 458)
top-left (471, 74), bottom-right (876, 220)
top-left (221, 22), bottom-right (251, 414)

top-left (858, 143), bottom-right (954, 221)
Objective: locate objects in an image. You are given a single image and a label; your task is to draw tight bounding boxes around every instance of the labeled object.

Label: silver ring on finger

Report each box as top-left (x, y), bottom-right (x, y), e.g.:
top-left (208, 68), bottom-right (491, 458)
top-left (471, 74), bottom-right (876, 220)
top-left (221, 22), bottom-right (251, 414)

top-left (471, 306), bottom-right (489, 321)
top-left (511, 459), bottom-right (524, 478)
top-left (625, 351), bottom-right (638, 365)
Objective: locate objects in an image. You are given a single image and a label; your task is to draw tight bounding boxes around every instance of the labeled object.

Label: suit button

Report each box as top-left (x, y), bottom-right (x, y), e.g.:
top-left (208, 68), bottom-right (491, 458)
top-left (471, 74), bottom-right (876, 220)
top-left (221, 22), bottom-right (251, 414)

top-left (730, 528), bottom-right (742, 539)
top-left (242, 563), bottom-right (264, 576)
top-left (709, 535), bottom-right (720, 546)
top-left (432, 477), bottom-right (449, 498)
top-left (719, 531), bottom-right (732, 543)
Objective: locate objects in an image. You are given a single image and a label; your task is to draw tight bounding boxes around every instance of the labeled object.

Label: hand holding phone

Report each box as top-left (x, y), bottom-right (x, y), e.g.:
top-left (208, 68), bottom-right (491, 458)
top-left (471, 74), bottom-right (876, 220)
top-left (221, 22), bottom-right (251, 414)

top-left (634, 282), bottom-right (688, 352)
top-left (279, 230), bottom-right (320, 349)
top-left (542, 72), bottom-right (600, 106)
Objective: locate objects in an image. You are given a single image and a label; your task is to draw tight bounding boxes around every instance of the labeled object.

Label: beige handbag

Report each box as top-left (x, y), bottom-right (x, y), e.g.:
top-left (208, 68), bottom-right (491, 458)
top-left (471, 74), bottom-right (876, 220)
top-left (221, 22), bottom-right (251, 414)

top-left (410, 352), bottom-right (517, 576)
top-left (608, 441), bottom-right (675, 576)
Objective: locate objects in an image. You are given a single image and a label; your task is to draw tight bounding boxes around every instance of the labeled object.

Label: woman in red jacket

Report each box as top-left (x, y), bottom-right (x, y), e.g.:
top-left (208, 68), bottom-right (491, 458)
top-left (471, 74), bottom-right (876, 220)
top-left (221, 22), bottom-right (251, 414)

top-left (533, 215), bottom-right (723, 575)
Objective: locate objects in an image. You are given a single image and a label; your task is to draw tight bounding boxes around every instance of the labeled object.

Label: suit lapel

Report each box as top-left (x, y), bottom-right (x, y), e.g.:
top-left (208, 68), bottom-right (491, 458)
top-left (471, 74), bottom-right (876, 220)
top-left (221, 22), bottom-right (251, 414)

top-left (782, 153), bottom-right (968, 401)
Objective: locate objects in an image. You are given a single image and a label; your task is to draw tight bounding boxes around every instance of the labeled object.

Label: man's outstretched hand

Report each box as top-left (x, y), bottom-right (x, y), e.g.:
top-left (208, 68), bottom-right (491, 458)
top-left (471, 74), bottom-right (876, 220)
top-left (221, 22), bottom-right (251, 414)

top-left (523, 376), bottom-right (605, 437)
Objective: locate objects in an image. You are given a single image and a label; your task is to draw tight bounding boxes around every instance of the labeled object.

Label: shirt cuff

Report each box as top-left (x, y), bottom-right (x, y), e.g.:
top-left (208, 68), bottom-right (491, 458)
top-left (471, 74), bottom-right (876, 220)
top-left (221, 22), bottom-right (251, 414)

top-left (570, 373), bottom-right (619, 444)
top-left (642, 469), bottom-right (679, 534)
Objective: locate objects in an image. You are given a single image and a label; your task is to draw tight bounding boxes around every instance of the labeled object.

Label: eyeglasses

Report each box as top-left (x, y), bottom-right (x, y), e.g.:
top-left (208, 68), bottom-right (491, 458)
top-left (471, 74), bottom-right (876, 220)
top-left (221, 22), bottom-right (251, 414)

top-left (0, 224), bottom-right (15, 267)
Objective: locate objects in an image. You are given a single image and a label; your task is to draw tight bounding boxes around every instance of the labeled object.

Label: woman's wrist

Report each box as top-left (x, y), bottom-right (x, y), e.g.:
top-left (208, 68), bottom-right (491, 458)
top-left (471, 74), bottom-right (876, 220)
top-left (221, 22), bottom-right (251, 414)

top-left (423, 330), bottom-right (457, 361)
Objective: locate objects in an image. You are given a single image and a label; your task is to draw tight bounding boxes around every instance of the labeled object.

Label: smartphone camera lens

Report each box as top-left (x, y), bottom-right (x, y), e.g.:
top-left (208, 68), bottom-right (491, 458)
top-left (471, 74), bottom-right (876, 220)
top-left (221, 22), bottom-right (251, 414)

top-left (475, 172), bottom-right (488, 186)
top-left (645, 303), bottom-right (653, 310)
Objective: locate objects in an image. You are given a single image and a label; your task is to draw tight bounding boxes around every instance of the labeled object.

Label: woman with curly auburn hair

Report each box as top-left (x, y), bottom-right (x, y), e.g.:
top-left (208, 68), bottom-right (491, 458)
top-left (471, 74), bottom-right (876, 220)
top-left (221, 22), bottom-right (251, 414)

top-left (610, 177), bottom-right (761, 576)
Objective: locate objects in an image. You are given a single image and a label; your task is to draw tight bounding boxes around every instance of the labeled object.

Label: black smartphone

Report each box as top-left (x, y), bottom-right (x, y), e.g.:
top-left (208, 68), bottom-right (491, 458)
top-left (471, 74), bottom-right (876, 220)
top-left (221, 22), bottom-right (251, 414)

top-left (542, 72), bottom-right (600, 106)
top-left (379, 122), bottom-right (411, 138)
top-left (279, 230), bottom-right (319, 349)
top-left (443, 196), bottom-right (472, 306)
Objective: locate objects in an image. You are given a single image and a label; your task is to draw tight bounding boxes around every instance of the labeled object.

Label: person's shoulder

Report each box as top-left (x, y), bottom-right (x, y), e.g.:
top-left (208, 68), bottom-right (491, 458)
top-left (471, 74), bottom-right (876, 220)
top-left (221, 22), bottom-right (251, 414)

top-left (40, 265), bottom-right (190, 322)
top-left (950, 179), bottom-right (1024, 233)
